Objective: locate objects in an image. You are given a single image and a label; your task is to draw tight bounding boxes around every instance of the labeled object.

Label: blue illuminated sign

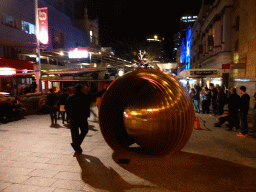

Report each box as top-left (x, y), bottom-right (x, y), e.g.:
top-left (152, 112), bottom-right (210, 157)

top-left (180, 25), bottom-right (191, 70)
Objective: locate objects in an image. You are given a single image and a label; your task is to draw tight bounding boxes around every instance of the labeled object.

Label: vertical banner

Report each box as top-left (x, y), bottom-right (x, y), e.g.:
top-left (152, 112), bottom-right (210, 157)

top-left (38, 7), bottom-right (48, 45)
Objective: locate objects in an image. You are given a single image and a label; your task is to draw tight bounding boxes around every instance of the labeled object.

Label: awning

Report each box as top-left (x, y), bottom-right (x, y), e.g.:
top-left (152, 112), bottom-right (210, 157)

top-left (176, 68), bottom-right (225, 79)
top-left (0, 58), bottom-right (34, 70)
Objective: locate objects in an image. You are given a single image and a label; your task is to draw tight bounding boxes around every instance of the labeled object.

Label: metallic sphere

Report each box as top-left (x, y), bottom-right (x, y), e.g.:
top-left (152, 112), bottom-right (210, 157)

top-left (99, 69), bottom-right (195, 155)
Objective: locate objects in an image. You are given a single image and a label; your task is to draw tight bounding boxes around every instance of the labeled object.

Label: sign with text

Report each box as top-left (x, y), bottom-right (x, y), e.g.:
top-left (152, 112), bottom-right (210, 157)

top-left (38, 7), bottom-right (48, 44)
top-left (190, 70), bottom-right (218, 76)
top-left (68, 47), bottom-right (89, 59)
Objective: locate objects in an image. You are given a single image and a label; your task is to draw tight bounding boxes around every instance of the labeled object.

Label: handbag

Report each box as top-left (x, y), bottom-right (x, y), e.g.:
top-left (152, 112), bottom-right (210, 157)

top-left (60, 105), bottom-right (65, 112)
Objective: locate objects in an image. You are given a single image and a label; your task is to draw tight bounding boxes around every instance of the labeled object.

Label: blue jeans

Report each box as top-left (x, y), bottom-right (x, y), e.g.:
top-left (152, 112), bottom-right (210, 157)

top-left (194, 100), bottom-right (200, 112)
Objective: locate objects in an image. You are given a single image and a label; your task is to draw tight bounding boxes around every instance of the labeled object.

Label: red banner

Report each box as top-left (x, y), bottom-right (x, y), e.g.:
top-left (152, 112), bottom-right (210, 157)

top-left (222, 64), bottom-right (230, 69)
top-left (38, 7), bottom-right (48, 45)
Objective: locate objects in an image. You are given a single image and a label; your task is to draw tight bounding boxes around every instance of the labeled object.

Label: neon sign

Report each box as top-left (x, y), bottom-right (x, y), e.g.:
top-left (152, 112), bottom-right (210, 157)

top-left (68, 48), bottom-right (89, 59)
top-left (180, 25), bottom-right (191, 70)
top-left (186, 25), bottom-right (191, 69)
top-left (0, 68), bottom-right (16, 75)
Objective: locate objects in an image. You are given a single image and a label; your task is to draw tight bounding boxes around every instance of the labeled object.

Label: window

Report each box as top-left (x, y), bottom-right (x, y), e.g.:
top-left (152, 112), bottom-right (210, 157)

top-left (235, 16), bottom-right (239, 31)
top-left (234, 40), bottom-right (239, 52)
top-left (2, 14), bottom-right (19, 29)
top-left (5, 15), bottom-right (13, 26)
top-left (90, 30), bottom-right (93, 43)
top-left (52, 29), bottom-right (65, 49)
top-left (234, 52), bottom-right (239, 64)
top-left (208, 35), bottom-right (214, 46)
top-left (21, 21), bottom-right (35, 34)
top-left (221, 25), bottom-right (224, 43)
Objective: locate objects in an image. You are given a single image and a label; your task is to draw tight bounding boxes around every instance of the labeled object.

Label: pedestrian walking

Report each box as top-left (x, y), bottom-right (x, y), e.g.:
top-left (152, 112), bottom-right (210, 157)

top-left (251, 92), bottom-right (256, 134)
top-left (194, 88), bottom-right (200, 113)
top-left (46, 88), bottom-right (59, 127)
top-left (202, 87), bottom-right (211, 114)
top-left (59, 88), bottom-right (69, 124)
top-left (227, 88), bottom-right (240, 131)
top-left (237, 86), bottom-right (250, 137)
top-left (210, 83), bottom-right (218, 115)
top-left (65, 84), bottom-right (106, 154)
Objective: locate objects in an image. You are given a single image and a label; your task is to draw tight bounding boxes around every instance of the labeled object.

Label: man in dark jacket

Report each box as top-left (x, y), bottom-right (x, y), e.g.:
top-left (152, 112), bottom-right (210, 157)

top-left (227, 88), bottom-right (240, 131)
top-left (237, 86), bottom-right (250, 136)
top-left (209, 83), bottom-right (218, 115)
top-left (46, 88), bottom-right (59, 127)
top-left (65, 84), bottom-right (106, 154)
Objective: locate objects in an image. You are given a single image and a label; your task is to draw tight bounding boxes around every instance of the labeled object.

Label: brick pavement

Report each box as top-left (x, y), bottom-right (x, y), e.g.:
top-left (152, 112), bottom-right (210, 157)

top-left (0, 107), bottom-right (256, 192)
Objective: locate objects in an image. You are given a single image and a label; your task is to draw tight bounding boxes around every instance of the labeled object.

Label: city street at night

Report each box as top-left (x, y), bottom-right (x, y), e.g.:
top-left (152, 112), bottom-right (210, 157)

top-left (0, 106), bottom-right (256, 192)
top-left (1, 0), bottom-right (256, 191)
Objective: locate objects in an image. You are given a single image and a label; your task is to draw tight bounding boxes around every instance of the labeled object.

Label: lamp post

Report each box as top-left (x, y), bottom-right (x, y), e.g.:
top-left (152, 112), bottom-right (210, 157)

top-left (35, 0), bottom-right (42, 92)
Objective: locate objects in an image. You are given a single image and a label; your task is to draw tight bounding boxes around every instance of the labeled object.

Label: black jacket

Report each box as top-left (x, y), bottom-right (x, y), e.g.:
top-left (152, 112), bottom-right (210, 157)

top-left (59, 93), bottom-right (69, 105)
top-left (228, 93), bottom-right (240, 112)
top-left (211, 88), bottom-right (218, 100)
top-left (65, 90), bottom-right (105, 120)
top-left (46, 93), bottom-right (58, 106)
top-left (240, 93), bottom-right (250, 113)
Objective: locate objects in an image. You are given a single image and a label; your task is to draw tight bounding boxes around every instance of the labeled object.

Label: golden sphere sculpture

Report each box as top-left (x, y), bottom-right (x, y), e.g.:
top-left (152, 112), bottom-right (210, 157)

top-left (99, 69), bottom-right (195, 155)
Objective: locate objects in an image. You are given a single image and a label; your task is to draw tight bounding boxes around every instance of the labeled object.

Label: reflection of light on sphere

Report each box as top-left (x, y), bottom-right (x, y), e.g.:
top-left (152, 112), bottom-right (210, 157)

top-left (39, 31), bottom-right (48, 44)
top-left (99, 69), bottom-right (195, 156)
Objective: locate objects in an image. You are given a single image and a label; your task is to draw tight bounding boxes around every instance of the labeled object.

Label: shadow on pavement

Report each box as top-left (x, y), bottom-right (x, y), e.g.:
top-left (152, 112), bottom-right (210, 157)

top-left (112, 151), bottom-right (256, 192)
top-left (75, 154), bottom-right (155, 191)
top-left (88, 125), bottom-right (98, 132)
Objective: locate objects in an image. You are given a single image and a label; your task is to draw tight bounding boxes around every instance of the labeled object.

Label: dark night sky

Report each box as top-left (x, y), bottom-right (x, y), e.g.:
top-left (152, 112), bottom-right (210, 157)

top-left (84, 1), bottom-right (202, 56)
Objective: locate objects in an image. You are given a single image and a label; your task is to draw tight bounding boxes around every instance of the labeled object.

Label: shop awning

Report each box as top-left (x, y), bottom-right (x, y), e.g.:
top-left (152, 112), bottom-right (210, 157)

top-left (0, 58), bottom-right (34, 70)
top-left (176, 68), bottom-right (224, 79)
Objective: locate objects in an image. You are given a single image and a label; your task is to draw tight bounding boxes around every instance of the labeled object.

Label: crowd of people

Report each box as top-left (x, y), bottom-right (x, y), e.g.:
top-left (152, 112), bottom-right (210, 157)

top-left (42, 84), bottom-right (106, 154)
top-left (189, 83), bottom-right (256, 137)
top-left (43, 85), bottom-right (105, 127)
top-left (0, 97), bottom-right (26, 123)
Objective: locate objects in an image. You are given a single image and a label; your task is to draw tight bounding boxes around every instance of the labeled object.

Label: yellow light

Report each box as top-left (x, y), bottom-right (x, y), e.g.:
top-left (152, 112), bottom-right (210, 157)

top-left (154, 35), bottom-right (158, 39)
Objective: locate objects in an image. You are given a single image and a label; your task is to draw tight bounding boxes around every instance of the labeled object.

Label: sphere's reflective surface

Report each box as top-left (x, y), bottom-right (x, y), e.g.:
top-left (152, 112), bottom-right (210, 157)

top-left (99, 69), bottom-right (195, 155)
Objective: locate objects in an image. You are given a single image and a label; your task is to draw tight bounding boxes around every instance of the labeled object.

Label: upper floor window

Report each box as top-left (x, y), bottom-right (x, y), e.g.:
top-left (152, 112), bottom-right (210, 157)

top-left (21, 21), bottom-right (35, 35)
top-left (235, 16), bottom-right (239, 31)
top-left (5, 15), bottom-right (13, 25)
top-left (0, 13), bottom-right (19, 29)
top-left (90, 30), bottom-right (93, 43)
top-left (2, 14), bottom-right (18, 29)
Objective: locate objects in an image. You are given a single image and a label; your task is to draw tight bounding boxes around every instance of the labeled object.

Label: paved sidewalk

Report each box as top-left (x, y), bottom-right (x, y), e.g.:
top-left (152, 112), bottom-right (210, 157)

top-left (0, 107), bottom-right (256, 192)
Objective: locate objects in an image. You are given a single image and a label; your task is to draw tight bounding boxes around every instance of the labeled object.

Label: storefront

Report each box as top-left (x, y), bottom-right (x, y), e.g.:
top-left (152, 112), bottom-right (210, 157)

top-left (176, 68), bottom-right (228, 91)
top-left (0, 58), bottom-right (35, 95)
top-left (40, 68), bottom-right (115, 93)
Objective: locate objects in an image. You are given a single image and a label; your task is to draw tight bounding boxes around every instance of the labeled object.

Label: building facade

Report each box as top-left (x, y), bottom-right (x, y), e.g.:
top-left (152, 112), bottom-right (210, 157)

top-left (179, 0), bottom-right (256, 108)
top-left (0, 0), bottom-right (89, 93)
top-left (229, 0), bottom-right (256, 105)
top-left (177, 0), bottom-right (234, 90)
